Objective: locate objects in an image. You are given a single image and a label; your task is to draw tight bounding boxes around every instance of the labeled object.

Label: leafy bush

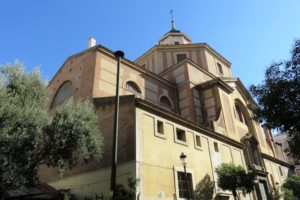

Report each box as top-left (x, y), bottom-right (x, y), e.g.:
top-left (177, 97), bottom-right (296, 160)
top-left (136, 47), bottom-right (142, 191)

top-left (215, 163), bottom-right (255, 200)
top-left (281, 188), bottom-right (293, 200)
top-left (282, 175), bottom-right (300, 198)
top-left (114, 177), bottom-right (140, 200)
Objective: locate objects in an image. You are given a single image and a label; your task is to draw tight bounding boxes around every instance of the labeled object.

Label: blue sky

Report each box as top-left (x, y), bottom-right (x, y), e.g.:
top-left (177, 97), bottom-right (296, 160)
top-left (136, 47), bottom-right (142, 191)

top-left (1, 0), bottom-right (299, 88)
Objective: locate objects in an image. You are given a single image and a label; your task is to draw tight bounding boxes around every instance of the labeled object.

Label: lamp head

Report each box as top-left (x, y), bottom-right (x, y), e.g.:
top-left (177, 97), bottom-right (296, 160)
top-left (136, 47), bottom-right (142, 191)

top-left (114, 50), bottom-right (124, 58)
top-left (180, 152), bottom-right (187, 166)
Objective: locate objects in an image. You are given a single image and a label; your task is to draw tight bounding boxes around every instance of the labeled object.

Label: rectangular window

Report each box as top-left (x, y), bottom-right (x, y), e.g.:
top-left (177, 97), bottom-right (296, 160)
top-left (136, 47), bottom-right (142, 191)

top-left (217, 63), bottom-right (224, 75)
top-left (177, 172), bottom-right (193, 199)
top-left (235, 105), bottom-right (245, 123)
top-left (157, 120), bottom-right (164, 134)
top-left (279, 166), bottom-right (283, 176)
top-left (214, 142), bottom-right (219, 152)
top-left (177, 54), bottom-right (186, 63)
top-left (176, 128), bottom-right (186, 142)
top-left (195, 135), bottom-right (201, 147)
top-left (175, 41), bottom-right (180, 45)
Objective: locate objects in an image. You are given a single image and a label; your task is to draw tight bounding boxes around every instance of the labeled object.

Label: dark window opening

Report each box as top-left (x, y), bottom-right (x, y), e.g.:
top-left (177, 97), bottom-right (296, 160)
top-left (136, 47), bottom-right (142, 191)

top-left (176, 128), bottom-right (186, 142)
top-left (125, 81), bottom-right (141, 94)
top-left (235, 104), bottom-right (247, 124)
top-left (175, 41), bottom-right (180, 45)
top-left (279, 166), bottom-right (283, 176)
top-left (160, 96), bottom-right (173, 110)
top-left (195, 135), bottom-right (201, 147)
top-left (214, 142), bottom-right (219, 152)
top-left (217, 63), bottom-right (224, 75)
top-left (177, 172), bottom-right (193, 199)
top-left (177, 54), bottom-right (186, 63)
top-left (157, 120), bottom-right (164, 134)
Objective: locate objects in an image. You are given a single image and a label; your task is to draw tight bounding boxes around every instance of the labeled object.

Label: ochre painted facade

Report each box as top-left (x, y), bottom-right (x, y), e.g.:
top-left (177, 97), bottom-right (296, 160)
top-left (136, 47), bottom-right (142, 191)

top-left (41, 27), bottom-right (295, 200)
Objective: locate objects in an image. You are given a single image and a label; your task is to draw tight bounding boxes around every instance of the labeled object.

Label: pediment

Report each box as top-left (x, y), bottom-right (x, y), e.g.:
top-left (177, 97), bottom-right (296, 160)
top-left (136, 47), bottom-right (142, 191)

top-left (221, 77), bottom-right (257, 108)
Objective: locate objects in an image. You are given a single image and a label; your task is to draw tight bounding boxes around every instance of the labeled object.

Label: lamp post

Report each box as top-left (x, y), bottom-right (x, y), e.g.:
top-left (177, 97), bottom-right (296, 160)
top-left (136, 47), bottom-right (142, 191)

top-left (110, 50), bottom-right (124, 199)
top-left (180, 153), bottom-right (190, 200)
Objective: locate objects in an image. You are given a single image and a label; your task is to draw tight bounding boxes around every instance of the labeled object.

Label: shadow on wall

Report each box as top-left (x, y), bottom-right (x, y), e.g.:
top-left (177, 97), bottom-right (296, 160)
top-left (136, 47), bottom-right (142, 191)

top-left (194, 174), bottom-right (215, 200)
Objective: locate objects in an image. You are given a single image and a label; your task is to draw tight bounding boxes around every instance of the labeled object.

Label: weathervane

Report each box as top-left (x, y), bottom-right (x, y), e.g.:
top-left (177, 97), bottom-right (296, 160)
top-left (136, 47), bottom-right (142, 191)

top-left (170, 9), bottom-right (176, 30)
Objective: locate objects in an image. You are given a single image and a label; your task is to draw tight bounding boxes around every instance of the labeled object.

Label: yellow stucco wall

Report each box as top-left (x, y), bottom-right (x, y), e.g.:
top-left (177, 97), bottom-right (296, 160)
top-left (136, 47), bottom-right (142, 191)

top-left (136, 108), bottom-right (248, 200)
top-left (216, 82), bottom-right (272, 156)
top-left (204, 50), bottom-right (230, 77)
top-left (264, 159), bottom-right (289, 189)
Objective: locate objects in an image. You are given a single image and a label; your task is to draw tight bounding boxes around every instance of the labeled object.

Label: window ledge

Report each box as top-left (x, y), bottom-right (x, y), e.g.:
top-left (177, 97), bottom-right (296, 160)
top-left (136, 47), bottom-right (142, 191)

top-left (174, 139), bottom-right (188, 146)
top-left (154, 132), bottom-right (167, 140)
top-left (194, 145), bottom-right (203, 151)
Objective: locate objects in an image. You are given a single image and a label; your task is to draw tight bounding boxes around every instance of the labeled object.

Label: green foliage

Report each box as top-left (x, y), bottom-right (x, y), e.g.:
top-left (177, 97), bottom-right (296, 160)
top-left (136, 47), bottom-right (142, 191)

top-left (0, 62), bottom-right (102, 192)
top-left (45, 98), bottom-right (102, 172)
top-left (194, 174), bottom-right (215, 200)
top-left (282, 175), bottom-right (300, 198)
top-left (281, 188), bottom-right (293, 200)
top-left (269, 188), bottom-right (281, 200)
top-left (215, 163), bottom-right (255, 199)
top-left (250, 39), bottom-right (300, 158)
top-left (114, 177), bottom-right (140, 200)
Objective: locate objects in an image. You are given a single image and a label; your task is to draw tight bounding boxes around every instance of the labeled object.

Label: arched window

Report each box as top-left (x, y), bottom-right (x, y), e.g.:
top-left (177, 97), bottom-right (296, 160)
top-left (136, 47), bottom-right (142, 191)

top-left (51, 81), bottom-right (72, 108)
top-left (235, 102), bottom-right (247, 125)
top-left (125, 81), bottom-right (141, 94)
top-left (160, 96), bottom-right (173, 110)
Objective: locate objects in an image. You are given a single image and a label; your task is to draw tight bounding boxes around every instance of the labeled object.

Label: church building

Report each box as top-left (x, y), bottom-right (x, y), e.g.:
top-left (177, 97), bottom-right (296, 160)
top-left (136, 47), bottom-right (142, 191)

top-left (40, 20), bottom-right (294, 200)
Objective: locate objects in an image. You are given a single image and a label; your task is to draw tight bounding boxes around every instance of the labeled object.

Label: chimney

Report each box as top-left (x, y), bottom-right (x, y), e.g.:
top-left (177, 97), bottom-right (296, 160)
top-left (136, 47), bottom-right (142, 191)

top-left (262, 124), bottom-right (276, 156)
top-left (88, 37), bottom-right (96, 48)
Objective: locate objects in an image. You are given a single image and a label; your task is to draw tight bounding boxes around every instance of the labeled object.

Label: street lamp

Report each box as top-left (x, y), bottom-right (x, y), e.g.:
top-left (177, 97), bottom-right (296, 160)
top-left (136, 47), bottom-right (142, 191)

top-left (110, 50), bottom-right (124, 199)
top-left (180, 153), bottom-right (190, 200)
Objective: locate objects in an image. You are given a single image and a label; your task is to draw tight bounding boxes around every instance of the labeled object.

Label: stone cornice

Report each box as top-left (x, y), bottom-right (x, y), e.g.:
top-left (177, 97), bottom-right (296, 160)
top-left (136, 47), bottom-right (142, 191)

top-left (135, 43), bottom-right (232, 67)
top-left (262, 153), bottom-right (293, 168)
top-left (159, 32), bottom-right (192, 44)
top-left (95, 46), bottom-right (175, 87)
top-left (158, 58), bottom-right (216, 80)
top-left (93, 95), bottom-right (292, 169)
top-left (197, 78), bottom-right (234, 94)
top-left (48, 45), bottom-right (176, 88)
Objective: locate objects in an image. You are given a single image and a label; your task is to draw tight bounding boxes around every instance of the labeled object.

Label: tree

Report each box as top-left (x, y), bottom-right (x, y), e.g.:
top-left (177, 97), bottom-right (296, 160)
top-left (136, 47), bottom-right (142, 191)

top-left (215, 163), bottom-right (255, 200)
top-left (250, 39), bottom-right (300, 158)
top-left (113, 177), bottom-right (140, 200)
top-left (282, 175), bottom-right (300, 198)
top-left (0, 62), bottom-right (102, 195)
top-left (281, 188), bottom-right (293, 200)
